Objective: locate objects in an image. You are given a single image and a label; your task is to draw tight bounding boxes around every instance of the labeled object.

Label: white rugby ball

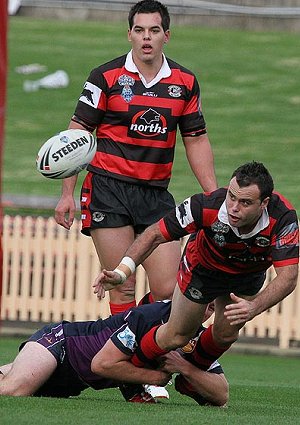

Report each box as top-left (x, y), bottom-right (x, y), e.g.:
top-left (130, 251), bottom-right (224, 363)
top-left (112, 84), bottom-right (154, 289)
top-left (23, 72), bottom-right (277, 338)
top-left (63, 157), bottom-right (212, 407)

top-left (36, 129), bottom-right (96, 179)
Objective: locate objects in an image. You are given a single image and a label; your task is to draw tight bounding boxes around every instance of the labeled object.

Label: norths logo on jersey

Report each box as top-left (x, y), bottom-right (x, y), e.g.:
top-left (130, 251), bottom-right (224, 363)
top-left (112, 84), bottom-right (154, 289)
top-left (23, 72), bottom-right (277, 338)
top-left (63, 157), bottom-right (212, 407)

top-left (129, 107), bottom-right (168, 139)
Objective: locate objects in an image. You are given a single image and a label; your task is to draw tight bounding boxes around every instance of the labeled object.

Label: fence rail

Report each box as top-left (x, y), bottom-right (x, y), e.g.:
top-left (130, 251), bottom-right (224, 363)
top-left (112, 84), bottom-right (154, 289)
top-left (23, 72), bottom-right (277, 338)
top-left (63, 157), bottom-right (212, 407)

top-left (1, 215), bottom-right (300, 349)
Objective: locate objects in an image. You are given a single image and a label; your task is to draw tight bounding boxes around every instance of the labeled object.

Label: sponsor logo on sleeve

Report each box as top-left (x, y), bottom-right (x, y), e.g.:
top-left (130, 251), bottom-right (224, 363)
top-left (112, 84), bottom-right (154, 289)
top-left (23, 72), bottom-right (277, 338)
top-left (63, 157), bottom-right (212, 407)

top-left (79, 82), bottom-right (102, 108)
top-left (276, 222), bottom-right (299, 249)
top-left (176, 198), bottom-right (193, 228)
top-left (117, 326), bottom-right (136, 351)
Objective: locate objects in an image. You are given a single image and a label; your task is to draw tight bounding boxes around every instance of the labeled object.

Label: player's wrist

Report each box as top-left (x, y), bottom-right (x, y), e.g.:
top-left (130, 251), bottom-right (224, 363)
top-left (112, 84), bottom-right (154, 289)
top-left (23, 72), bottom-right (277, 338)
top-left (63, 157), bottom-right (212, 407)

top-left (113, 257), bottom-right (136, 284)
top-left (113, 268), bottom-right (127, 284)
top-left (120, 256), bottom-right (136, 274)
top-left (115, 256), bottom-right (136, 281)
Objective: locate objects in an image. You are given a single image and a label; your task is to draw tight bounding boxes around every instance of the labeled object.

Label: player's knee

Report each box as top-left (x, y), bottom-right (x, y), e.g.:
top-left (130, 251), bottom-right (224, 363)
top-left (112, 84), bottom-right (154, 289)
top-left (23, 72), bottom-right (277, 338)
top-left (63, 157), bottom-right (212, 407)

top-left (214, 331), bottom-right (238, 348)
top-left (218, 384), bottom-right (229, 407)
top-left (162, 332), bottom-right (192, 351)
top-left (149, 277), bottom-right (176, 301)
top-left (150, 285), bottom-right (175, 301)
top-left (110, 275), bottom-right (136, 302)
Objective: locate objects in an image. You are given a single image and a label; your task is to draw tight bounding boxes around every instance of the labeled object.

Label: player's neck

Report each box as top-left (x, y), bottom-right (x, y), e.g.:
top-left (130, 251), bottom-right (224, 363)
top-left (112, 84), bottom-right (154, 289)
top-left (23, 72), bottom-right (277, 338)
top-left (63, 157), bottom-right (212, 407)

top-left (133, 55), bottom-right (163, 83)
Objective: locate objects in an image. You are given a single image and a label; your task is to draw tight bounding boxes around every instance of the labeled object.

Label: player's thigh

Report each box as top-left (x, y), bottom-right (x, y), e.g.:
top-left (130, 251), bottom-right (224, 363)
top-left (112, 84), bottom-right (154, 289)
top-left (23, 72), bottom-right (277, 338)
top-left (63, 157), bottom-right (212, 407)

top-left (91, 226), bottom-right (137, 301)
top-left (157, 284), bottom-right (207, 349)
top-left (143, 240), bottom-right (181, 300)
top-left (91, 226), bottom-right (135, 269)
top-left (1, 341), bottom-right (57, 396)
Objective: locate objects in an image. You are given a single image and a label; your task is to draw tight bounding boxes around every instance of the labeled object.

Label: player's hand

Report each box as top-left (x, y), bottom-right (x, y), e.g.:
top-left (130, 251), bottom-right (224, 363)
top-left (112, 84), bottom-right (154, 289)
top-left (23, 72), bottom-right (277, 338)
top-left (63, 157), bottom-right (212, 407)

top-left (156, 371), bottom-right (173, 387)
top-left (54, 196), bottom-right (76, 230)
top-left (159, 351), bottom-right (187, 374)
top-left (93, 270), bottom-right (124, 298)
top-left (224, 292), bottom-right (255, 325)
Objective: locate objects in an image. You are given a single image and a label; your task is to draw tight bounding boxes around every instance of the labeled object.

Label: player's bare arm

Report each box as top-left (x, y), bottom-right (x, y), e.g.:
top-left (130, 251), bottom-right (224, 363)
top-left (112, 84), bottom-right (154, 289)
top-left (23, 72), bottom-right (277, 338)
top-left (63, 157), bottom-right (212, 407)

top-left (224, 264), bottom-right (298, 325)
top-left (91, 339), bottom-right (171, 386)
top-left (125, 221), bottom-right (169, 264)
top-left (183, 134), bottom-right (217, 192)
top-left (54, 120), bottom-right (93, 230)
top-left (160, 351), bottom-right (228, 406)
top-left (54, 174), bottom-right (78, 230)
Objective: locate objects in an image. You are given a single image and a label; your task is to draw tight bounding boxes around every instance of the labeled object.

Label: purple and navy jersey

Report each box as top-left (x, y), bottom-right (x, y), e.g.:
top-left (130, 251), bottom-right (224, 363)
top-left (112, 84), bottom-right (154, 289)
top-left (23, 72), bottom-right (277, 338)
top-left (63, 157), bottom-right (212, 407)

top-left (72, 54), bottom-right (206, 188)
top-left (159, 188), bottom-right (299, 274)
top-left (62, 301), bottom-right (171, 389)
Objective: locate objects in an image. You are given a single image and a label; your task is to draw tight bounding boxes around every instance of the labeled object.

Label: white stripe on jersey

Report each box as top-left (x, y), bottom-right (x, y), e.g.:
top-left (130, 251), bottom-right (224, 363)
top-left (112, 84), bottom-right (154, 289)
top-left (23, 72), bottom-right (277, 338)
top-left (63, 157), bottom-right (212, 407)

top-left (183, 255), bottom-right (190, 272)
top-left (208, 360), bottom-right (220, 371)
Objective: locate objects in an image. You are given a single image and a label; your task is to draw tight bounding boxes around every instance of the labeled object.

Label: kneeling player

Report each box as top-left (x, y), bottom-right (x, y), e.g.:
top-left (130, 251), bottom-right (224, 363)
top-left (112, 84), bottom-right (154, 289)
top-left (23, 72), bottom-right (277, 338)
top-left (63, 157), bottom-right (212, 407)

top-left (0, 301), bottom-right (228, 406)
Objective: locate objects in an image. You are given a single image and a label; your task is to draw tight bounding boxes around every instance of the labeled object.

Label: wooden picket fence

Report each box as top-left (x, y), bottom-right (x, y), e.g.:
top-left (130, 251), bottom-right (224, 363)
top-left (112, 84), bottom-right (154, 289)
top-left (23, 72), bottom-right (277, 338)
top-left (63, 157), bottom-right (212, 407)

top-left (1, 215), bottom-right (300, 349)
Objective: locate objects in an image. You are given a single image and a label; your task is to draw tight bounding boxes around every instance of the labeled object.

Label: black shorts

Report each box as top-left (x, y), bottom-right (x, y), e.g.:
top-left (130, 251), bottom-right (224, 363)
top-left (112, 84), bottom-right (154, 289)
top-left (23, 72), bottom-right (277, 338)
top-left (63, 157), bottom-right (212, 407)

top-left (81, 173), bottom-right (176, 235)
top-left (20, 323), bottom-right (88, 398)
top-left (178, 263), bottom-right (266, 304)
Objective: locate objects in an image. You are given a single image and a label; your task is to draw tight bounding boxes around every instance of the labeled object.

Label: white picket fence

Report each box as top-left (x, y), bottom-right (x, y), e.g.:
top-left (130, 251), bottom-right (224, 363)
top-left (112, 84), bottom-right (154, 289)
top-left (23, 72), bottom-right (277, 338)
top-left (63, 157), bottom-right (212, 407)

top-left (1, 215), bottom-right (300, 349)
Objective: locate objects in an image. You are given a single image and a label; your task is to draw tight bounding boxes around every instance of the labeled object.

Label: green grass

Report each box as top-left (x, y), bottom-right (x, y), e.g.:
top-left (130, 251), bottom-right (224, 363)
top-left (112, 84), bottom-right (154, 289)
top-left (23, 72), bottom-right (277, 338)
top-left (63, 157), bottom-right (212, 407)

top-left (5, 17), bottom-right (300, 213)
top-left (1, 336), bottom-right (300, 424)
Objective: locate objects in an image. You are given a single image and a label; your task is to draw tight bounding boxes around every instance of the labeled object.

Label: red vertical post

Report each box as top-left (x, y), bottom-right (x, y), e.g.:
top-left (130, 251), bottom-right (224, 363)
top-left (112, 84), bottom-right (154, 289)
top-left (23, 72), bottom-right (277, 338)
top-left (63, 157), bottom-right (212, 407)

top-left (0, 0), bottom-right (8, 318)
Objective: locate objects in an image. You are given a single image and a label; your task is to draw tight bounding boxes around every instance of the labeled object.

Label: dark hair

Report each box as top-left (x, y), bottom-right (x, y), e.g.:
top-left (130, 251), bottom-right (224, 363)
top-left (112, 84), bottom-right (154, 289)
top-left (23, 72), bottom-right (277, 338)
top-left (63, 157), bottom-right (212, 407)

top-left (232, 161), bottom-right (274, 201)
top-left (128, 0), bottom-right (170, 31)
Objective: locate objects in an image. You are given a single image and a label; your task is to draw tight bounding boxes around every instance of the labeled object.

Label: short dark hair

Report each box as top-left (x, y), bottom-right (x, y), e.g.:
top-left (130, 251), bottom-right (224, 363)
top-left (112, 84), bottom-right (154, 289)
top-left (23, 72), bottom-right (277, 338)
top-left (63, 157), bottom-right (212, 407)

top-left (232, 161), bottom-right (274, 201)
top-left (128, 0), bottom-right (170, 31)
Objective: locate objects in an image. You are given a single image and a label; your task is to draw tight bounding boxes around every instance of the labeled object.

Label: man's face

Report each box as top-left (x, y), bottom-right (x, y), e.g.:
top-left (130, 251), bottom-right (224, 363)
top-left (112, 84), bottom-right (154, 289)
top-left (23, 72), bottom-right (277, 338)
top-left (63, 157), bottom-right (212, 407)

top-left (128, 12), bottom-right (170, 65)
top-left (225, 177), bottom-right (269, 234)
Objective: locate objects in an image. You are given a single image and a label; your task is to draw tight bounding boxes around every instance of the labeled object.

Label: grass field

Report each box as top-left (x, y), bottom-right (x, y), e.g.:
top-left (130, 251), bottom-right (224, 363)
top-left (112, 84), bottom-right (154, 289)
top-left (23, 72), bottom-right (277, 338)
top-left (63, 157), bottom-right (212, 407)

top-left (0, 336), bottom-right (300, 425)
top-left (5, 17), bottom-right (300, 212)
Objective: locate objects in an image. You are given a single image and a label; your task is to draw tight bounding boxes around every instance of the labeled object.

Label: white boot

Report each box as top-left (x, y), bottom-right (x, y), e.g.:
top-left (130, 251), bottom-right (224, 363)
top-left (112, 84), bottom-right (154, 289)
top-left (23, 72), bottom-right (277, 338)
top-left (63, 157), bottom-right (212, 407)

top-left (144, 384), bottom-right (170, 400)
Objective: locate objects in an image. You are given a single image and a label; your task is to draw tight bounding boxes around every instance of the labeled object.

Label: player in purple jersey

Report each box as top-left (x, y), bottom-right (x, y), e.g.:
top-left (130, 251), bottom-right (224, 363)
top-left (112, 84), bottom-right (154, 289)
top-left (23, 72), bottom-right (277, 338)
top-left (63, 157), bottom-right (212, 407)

top-left (0, 301), bottom-right (228, 406)
top-left (54, 0), bottom-right (217, 320)
top-left (94, 162), bottom-right (299, 373)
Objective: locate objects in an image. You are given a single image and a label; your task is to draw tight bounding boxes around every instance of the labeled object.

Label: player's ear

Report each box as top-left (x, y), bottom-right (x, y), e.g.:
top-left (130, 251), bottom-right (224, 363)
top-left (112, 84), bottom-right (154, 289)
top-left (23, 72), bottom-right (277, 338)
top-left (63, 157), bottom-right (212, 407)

top-left (164, 30), bottom-right (170, 44)
top-left (261, 197), bottom-right (270, 209)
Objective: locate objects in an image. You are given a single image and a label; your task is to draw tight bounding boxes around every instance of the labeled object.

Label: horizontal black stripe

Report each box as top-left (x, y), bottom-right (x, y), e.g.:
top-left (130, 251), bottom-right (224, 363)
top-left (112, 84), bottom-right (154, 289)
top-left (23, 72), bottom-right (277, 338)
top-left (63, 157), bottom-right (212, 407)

top-left (97, 138), bottom-right (174, 164)
top-left (87, 167), bottom-right (170, 188)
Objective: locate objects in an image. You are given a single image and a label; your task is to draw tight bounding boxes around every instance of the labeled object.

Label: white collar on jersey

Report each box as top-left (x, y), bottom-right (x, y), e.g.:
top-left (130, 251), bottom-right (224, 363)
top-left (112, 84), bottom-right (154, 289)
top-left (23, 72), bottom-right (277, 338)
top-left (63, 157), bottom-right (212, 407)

top-left (125, 50), bottom-right (171, 88)
top-left (218, 200), bottom-right (270, 239)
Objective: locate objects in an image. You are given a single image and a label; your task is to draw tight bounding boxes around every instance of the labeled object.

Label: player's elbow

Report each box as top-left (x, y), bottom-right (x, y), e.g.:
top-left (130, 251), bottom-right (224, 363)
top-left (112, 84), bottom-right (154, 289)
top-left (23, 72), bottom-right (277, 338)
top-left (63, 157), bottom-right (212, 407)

top-left (214, 382), bottom-right (229, 407)
top-left (91, 357), bottom-right (113, 377)
top-left (0, 381), bottom-right (33, 397)
top-left (290, 267), bottom-right (298, 289)
top-left (208, 380), bottom-right (229, 407)
top-left (207, 375), bottom-right (229, 407)
top-left (282, 265), bottom-right (299, 297)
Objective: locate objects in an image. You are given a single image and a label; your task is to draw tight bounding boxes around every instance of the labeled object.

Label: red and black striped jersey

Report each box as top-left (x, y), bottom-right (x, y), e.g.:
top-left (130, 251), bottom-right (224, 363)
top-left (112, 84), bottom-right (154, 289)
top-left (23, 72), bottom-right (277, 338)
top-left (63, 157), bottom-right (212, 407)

top-left (159, 188), bottom-right (299, 274)
top-left (72, 53), bottom-right (207, 188)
